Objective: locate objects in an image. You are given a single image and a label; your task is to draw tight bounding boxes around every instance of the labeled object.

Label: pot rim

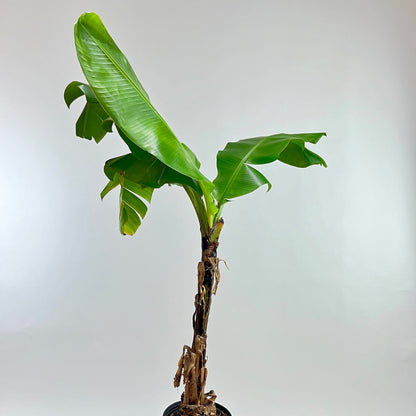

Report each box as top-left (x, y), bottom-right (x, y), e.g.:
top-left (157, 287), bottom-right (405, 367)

top-left (162, 401), bottom-right (231, 416)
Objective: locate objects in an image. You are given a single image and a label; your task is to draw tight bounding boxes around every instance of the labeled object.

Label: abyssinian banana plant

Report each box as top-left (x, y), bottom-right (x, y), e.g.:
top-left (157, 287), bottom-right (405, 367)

top-left (65, 12), bottom-right (327, 415)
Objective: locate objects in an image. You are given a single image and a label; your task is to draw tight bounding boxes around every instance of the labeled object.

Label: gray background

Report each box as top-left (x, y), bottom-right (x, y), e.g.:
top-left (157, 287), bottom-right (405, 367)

top-left (1, 0), bottom-right (415, 415)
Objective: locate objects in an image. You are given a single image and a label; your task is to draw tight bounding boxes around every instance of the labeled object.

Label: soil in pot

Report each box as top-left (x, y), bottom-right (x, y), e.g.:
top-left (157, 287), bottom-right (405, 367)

top-left (163, 401), bottom-right (232, 416)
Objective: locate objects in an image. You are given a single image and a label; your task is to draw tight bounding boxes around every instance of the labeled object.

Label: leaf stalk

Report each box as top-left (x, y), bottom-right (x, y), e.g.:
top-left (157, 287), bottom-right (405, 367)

top-left (183, 186), bottom-right (209, 236)
top-left (199, 182), bottom-right (216, 229)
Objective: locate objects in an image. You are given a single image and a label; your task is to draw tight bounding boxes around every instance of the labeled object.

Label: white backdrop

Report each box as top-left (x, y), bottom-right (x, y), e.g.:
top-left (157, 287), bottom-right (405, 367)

top-left (1, 1), bottom-right (415, 415)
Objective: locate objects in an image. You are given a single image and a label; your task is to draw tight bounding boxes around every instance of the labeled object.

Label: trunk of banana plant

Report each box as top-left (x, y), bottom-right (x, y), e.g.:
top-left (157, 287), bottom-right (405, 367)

top-left (174, 220), bottom-right (224, 416)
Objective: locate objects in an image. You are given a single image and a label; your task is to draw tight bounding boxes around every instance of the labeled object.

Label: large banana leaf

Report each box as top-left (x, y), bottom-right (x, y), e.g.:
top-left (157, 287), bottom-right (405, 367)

top-left (74, 12), bottom-right (211, 188)
top-left (64, 81), bottom-right (113, 142)
top-left (213, 132), bottom-right (327, 205)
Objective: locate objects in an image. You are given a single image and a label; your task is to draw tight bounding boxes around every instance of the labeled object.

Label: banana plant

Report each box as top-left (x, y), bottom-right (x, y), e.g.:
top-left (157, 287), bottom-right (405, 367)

top-left (65, 12), bottom-right (327, 416)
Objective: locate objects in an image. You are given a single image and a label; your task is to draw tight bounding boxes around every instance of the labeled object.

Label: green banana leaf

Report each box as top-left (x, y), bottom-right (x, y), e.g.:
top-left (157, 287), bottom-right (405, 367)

top-left (103, 150), bottom-right (202, 194)
top-left (213, 132), bottom-right (327, 205)
top-left (64, 81), bottom-right (202, 195)
top-left (115, 126), bottom-right (202, 193)
top-left (101, 169), bottom-right (154, 235)
top-left (64, 81), bottom-right (113, 142)
top-left (65, 78), bottom-right (204, 234)
top-left (101, 135), bottom-right (203, 234)
top-left (74, 12), bottom-right (212, 188)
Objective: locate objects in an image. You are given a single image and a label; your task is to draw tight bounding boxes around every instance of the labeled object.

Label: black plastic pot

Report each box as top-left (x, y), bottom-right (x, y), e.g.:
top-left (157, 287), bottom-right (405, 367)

top-left (163, 401), bottom-right (232, 416)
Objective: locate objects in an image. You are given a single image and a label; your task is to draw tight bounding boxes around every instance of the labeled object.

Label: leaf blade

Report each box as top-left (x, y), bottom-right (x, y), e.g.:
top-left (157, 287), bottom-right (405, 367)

top-left (121, 188), bottom-right (148, 218)
top-left (213, 132), bottom-right (327, 204)
top-left (74, 12), bottom-right (211, 186)
top-left (119, 202), bottom-right (141, 235)
top-left (65, 81), bottom-right (113, 142)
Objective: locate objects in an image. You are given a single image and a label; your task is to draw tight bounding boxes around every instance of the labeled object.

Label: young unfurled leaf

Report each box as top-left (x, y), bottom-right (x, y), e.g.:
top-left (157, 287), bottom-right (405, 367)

top-left (213, 132), bottom-right (327, 205)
